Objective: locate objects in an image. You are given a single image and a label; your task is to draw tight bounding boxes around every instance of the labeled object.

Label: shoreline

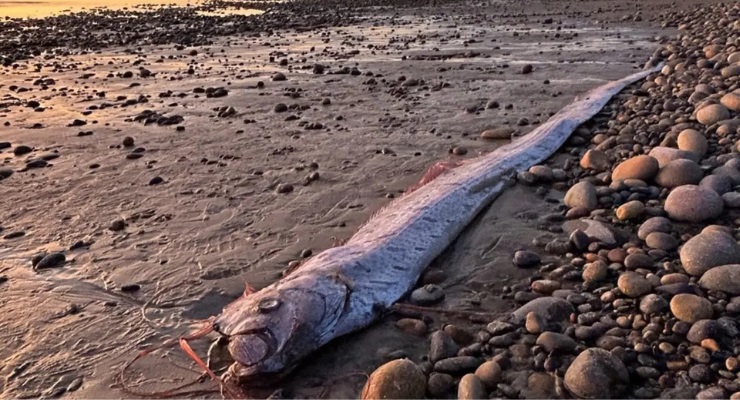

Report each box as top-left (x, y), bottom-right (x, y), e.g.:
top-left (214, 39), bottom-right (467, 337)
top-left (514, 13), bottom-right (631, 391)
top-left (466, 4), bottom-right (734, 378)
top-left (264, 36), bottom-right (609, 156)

top-left (2, 0), bottom-right (739, 398)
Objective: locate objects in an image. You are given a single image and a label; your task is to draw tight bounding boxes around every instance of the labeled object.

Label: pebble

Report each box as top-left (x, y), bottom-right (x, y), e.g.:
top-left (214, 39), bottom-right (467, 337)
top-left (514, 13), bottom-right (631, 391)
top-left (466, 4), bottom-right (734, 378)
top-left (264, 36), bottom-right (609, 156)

top-left (458, 373), bottom-right (486, 400)
top-left (624, 253), bottom-right (653, 270)
top-left (720, 93), bottom-right (740, 112)
top-left (611, 155), bottom-right (659, 182)
top-left (679, 230), bottom-right (740, 276)
top-left (580, 149), bottom-right (609, 171)
top-left (474, 361), bottom-right (502, 389)
top-left (564, 181), bottom-right (598, 211)
top-left (698, 265), bottom-right (740, 295)
top-left (13, 145), bottom-right (32, 155)
top-left (564, 348), bottom-right (629, 399)
top-left (426, 373), bottom-right (454, 398)
top-left (410, 284), bottom-right (445, 305)
top-left (699, 174), bottom-right (733, 195)
top-left (639, 293), bottom-right (668, 314)
top-left (0, 167), bottom-right (13, 180)
top-left (34, 252), bottom-right (65, 269)
top-left (109, 219), bottom-right (126, 231)
top-left (276, 183), bottom-right (293, 194)
top-left (395, 318), bottom-right (427, 336)
top-left (536, 332), bottom-right (577, 353)
top-left (648, 146), bottom-right (700, 168)
top-left (664, 185), bottom-right (724, 223)
top-left (512, 250), bottom-right (540, 268)
top-left (361, 359), bottom-right (426, 399)
top-left (433, 356), bottom-right (482, 374)
top-left (616, 200), bottom-right (644, 220)
top-left (677, 129), bottom-right (708, 157)
top-left (122, 136), bottom-right (134, 147)
top-left (696, 104), bottom-right (730, 125)
top-left (637, 216), bottom-right (672, 240)
top-left (645, 232), bottom-right (678, 251)
top-left (670, 294), bottom-right (714, 323)
top-left (481, 127), bottom-right (514, 140)
top-left (510, 296), bottom-right (574, 326)
top-left (582, 260), bottom-right (608, 283)
top-left (655, 159), bottom-right (704, 188)
top-left (617, 272), bottom-right (652, 298)
top-left (722, 192), bottom-right (740, 208)
top-left (429, 330), bottom-right (458, 363)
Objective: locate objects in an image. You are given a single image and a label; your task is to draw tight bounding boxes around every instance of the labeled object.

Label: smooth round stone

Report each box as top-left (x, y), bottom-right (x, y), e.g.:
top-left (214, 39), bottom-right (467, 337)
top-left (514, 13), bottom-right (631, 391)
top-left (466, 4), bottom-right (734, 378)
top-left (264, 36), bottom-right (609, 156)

top-left (427, 373), bottom-right (454, 398)
top-left (618, 272), bottom-right (652, 298)
top-left (699, 265), bottom-right (740, 295)
top-left (582, 260), bottom-right (608, 283)
top-left (702, 225), bottom-right (733, 235)
top-left (670, 294), bottom-right (713, 323)
top-left (713, 166), bottom-right (740, 186)
top-left (411, 284), bottom-right (445, 305)
top-left (481, 127), bottom-right (514, 140)
top-left (687, 320), bottom-right (724, 344)
top-left (624, 253), bottom-right (653, 270)
top-left (458, 373), bottom-right (487, 400)
top-left (513, 250), bottom-right (541, 268)
top-left (679, 231), bottom-right (740, 276)
top-left (720, 93), bottom-right (740, 112)
top-left (612, 155), bottom-right (659, 182)
top-left (699, 174), bottom-right (733, 195)
top-left (664, 185), bottom-right (724, 223)
top-left (640, 293), bottom-right (668, 314)
top-left (429, 331), bottom-right (459, 363)
top-left (645, 232), bottom-right (678, 251)
top-left (564, 348), bottom-right (629, 399)
top-left (722, 192), bottom-right (740, 208)
top-left (564, 181), bottom-right (598, 211)
top-left (648, 146), bottom-right (700, 168)
top-left (655, 159), bottom-right (703, 188)
top-left (697, 387), bottom-right (728, 400)
top-left (532, 280), bottom-right (561, 295)
top-left (616, 200), bottom-right (644, 220)
top-left (511, 297), bottom-right (574, 326)
top-left (580, 149), bottom-right (609, 171)
top-left (721, 65), bottom-right (740, 79)
top-left (661, 273), bottom-right (690, 285)
top-left (529, 165), bottom-right (553, 181)
top-left (475, 361), bottom-right (502, 389)
top-left (361, 359), bottom-right (426, 399)
top-left (677, 129), bottom-right (708, 157)
top-left (696, 104), bottom-right (730, 126)
top-left (637, 217), bottom-right (672, 240)
top-left (536, 332), bottom-right (577, 353)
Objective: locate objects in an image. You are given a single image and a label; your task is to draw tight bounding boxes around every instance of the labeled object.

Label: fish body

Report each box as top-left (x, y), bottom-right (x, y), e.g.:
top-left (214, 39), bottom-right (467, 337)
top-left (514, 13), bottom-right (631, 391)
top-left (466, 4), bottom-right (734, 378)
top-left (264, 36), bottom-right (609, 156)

top-left (213, 65), bottom-right (662, 383)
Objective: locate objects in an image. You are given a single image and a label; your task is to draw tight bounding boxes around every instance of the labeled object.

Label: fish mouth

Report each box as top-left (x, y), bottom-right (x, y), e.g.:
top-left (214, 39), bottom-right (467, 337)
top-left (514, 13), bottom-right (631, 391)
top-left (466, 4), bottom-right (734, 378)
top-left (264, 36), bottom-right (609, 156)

top-left (226, 328), bottom-right (278, 367)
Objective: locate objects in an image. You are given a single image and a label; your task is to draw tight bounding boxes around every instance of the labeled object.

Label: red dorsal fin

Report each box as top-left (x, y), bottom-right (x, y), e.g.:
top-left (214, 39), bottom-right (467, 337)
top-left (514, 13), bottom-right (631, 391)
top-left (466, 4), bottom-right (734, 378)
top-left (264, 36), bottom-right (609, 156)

top-left (405, 160), bottom-right (464, 194)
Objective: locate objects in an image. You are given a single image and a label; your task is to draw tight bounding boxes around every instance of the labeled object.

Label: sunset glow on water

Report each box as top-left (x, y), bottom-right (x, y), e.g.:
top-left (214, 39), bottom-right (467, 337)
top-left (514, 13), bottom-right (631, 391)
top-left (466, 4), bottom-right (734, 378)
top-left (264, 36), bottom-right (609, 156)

top-left (0, 0), bottom-right (207, 18)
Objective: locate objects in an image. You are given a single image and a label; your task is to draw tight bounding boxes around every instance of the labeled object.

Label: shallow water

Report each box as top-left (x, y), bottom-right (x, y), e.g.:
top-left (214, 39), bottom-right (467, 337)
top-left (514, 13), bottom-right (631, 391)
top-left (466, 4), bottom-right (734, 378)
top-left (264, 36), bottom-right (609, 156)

top-left (0, 0), bottom-right (260, 18)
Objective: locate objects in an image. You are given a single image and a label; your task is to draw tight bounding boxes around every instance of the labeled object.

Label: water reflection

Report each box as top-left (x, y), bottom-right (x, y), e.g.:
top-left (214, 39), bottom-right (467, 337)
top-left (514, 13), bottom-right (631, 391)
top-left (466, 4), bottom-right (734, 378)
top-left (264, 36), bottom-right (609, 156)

top-left (0, 0), bottom-right (262, 18)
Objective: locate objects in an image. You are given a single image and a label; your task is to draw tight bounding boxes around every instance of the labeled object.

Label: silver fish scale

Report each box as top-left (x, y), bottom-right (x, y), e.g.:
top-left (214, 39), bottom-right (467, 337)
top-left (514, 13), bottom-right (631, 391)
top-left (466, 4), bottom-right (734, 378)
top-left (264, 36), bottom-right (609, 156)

top-left (219, 65), bottom-right (662, 378)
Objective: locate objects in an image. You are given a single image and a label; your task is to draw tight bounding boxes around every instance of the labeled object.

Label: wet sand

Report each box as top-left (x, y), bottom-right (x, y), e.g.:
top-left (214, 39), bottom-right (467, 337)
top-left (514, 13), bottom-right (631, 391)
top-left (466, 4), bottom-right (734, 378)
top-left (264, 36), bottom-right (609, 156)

top-left (0, 0), bottom-right (721, 398)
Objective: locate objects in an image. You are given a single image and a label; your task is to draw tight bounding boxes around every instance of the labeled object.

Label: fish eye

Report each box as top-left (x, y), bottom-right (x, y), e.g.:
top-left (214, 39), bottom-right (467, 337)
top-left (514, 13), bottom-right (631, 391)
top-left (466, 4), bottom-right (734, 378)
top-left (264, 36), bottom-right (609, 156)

top-left (258, 297), bottom-right (281, 313)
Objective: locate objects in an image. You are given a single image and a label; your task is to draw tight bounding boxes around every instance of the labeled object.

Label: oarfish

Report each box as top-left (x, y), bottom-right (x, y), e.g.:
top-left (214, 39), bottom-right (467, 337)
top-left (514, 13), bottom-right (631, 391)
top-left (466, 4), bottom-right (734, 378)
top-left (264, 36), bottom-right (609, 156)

top-left (212, 65), bottom-right (662, 384)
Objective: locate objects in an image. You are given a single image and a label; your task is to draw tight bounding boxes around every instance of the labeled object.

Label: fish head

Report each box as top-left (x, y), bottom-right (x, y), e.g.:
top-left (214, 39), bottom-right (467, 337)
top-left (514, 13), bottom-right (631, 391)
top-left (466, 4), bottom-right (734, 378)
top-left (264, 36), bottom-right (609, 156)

top-left (213, 274), bottom-right (350, 383)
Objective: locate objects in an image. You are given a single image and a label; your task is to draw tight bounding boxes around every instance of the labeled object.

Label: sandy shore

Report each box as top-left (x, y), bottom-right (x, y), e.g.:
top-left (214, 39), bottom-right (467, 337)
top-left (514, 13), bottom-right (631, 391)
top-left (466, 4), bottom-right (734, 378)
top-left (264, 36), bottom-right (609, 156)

top-left (0, 0), bottom-right (723, 398)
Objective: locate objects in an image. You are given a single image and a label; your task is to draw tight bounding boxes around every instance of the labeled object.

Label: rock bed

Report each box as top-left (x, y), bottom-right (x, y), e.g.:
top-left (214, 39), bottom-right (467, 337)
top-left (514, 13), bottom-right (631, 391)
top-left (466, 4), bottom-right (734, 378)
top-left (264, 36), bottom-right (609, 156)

top-left (364, 2), bottom-right (740, 399)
